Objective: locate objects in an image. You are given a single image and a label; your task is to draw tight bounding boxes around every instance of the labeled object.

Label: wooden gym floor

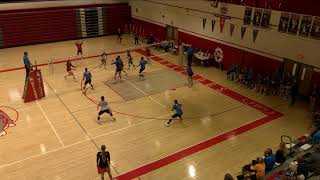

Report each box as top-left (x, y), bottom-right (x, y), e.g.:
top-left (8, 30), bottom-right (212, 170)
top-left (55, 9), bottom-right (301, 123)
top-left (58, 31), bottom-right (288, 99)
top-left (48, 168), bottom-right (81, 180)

top-left (0, 35), bottom-right (312, 180)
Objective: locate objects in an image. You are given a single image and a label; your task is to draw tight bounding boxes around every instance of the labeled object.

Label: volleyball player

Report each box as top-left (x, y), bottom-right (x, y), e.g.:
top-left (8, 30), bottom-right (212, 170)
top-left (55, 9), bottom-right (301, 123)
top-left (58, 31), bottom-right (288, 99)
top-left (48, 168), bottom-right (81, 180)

top-left (100, 52), bottom-right (107, 69)
top-left (75, 41), bottom-right (83, 56)
top-left (97, 96), bottom-right (115, 121)
top-left (137, 57), bottom-right (148, 78)
top-left (127, 50), bottom-right (135, 70)
top-left (96, 145), bottom-right (113, 180)
top-left (64, 60), bottom-right (76, 81)
top-left (119, 56), bottom-right (127, 76)
top-left (145, 46), bottom-right (151, 64)
top-left (186, 65), bottom-right (194, 87)
top-left (83, 68), bottom-right (94, 90)
top-left (165, 99), bottom-right (183, 127)
top-left (111, 56), bottom-right (123, 81)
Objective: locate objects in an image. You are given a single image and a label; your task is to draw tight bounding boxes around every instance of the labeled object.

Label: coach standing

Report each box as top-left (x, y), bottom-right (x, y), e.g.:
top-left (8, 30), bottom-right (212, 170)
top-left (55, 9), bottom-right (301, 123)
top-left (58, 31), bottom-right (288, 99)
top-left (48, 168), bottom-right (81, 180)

top-left (23, 52), bottom-right (32, 77)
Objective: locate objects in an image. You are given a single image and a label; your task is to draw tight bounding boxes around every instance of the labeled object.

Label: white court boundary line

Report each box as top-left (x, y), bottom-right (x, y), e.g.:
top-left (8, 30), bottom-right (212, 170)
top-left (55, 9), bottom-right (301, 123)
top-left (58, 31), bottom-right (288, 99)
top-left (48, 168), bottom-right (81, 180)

top-left (0, 113), bottom-right (172, 169)
top-left (36, 101), bottom-right (65, 147)
top-left (124, 79), bottom-right (167, 109)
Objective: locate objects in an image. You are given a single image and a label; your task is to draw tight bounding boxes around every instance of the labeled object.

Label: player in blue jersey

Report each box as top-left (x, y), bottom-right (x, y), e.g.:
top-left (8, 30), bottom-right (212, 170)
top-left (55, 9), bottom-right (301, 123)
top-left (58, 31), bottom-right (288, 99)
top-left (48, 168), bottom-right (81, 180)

top-left (83, 68), bottom-right (94, 90)
top-left (137, 57), bottom-right (148, 79)
top-left (165, 99), bottom-right (183, 127)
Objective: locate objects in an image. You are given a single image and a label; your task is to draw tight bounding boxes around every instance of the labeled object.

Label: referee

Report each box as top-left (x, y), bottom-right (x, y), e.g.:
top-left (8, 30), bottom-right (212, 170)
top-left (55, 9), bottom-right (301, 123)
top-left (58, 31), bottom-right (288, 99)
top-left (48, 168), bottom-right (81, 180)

top-left (23, 52), bottom-right (32, 77)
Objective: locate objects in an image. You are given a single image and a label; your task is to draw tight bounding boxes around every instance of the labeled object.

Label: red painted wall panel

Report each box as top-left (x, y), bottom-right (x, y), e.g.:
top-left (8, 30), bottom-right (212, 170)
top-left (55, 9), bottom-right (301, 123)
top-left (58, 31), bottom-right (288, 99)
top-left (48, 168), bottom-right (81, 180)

top-left (132, 18), bottom-right (166, 41)
top-left (178, 31), bottom-right (281, 75)
top-left (0, 9), bottom-right (77, 48)
top-left (105, 4), bottom-right (131, 35)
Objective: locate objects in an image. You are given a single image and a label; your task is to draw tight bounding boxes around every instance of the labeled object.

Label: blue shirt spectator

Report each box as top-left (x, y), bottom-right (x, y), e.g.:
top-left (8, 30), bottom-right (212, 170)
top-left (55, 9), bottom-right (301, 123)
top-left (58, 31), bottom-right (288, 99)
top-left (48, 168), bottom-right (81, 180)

top-left (264, 154), bottom-right (276, 171)
top-left (187, 47), bottom-right (194, 56)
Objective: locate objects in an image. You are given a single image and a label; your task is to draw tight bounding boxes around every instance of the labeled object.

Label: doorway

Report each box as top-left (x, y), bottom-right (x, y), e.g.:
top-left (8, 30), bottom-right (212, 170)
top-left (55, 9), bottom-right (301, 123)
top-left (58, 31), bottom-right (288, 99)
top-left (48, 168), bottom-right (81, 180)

top-left (166, 25), bottom-right (178, 45)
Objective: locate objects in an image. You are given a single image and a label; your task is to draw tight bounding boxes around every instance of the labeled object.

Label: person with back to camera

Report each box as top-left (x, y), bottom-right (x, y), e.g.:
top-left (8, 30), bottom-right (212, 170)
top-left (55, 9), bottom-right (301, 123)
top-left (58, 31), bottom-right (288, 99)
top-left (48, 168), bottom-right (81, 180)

top-left (23, 52), bottom-right (32, 77)
top-left (96, 145), bottom-right (112, 180)
top-left (264, 148), bottom-right (276, 172)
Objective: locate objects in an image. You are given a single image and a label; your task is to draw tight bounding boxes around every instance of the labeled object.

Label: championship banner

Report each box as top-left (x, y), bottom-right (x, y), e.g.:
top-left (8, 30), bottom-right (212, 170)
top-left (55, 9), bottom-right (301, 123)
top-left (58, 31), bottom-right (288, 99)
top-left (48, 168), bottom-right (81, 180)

top-left (203, 18), bottom-right (207, 29)
top-left (288, 14), bottom-right (301, 35)
top-left (241, 26), bottom-right (246, 39)
top-left (212, 20), bottom-right (216, 32)
top-left (243, 7), bottom-right (252, 25)
top-left (311, 17), bottom-right (320, 39)
top-left (253, 29), bottom-right (259, 42)
top-left (278, 12), bottom-right (290, 33)
top-left (230, 23), bottom-right (235, 36)
top-left (299, 15), bottom-right (312, 37)
top-left (220, 17), bottom-right (226, 33)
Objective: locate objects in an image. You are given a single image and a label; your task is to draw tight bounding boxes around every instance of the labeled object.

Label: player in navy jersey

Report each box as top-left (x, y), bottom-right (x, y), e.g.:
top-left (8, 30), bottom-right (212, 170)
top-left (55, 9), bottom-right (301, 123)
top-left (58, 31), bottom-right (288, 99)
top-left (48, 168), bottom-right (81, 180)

top-left (83, 68), bottom-right (94, 90)
top-left (165, 99), bottom-right (183, 127)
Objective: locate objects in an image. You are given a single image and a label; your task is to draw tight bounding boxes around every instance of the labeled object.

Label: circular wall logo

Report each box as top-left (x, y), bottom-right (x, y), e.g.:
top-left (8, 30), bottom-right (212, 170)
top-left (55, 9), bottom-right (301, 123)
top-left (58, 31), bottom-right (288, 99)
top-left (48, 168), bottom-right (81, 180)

top-left (214, 47), bottom-right (223, 63)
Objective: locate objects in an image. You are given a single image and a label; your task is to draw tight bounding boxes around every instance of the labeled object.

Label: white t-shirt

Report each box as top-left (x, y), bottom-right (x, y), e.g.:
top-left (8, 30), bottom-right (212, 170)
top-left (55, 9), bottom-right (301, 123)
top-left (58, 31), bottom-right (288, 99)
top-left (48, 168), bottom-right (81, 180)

top-left (99, 100), bottom-right (109, 111)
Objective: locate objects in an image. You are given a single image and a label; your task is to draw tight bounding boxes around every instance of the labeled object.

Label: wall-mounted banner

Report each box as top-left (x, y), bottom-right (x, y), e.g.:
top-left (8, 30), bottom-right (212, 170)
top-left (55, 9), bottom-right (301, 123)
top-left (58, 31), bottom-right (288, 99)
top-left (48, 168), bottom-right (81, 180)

top-left (243, 7), bottom-right (252, 25)
top-left (261, 10), bottom-right (271, 29)
top-left (311, 16), bottom-right (320, 40)
top-left (288, 14), bottom-right (301, 35)
top-left (241, 26), bottom-right (246, 39)
top-left (278, 12), bottom-right (290, 33)
top-left (220, 17), bottom-right (226, 33)
top-left (212, 20), bottom-right (216, 32)
top-left (203, 18), bottom-right (207, 29)
top-left (230, 23), bottom-right (235, 36)
top-left (253, 9), bottom-right (262, 27)
top-left (253, 29), bottom-right (259, 42)
top-left (299, 16), bottom-right (312, 37)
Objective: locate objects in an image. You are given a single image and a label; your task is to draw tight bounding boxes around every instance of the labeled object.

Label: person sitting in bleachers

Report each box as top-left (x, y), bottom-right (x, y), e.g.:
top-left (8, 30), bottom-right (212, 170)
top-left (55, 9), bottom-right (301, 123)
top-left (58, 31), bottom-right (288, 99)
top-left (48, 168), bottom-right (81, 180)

top-left (226, 64), bottom-right (239, 80)
top-left (238, 67), bottom-right (248, 84)
top-left (264, 148), bottom-right (276, 172)
top-left (242, 68), bottom-right (255, 88)
top-left (255, 74), bottom-right (263, 93)
top-left (260, 75), bottom-right (270, 95)
top-left (276, 142), bottom-right (288, 164)
top-left (253, 157), bottom-right (265, 180)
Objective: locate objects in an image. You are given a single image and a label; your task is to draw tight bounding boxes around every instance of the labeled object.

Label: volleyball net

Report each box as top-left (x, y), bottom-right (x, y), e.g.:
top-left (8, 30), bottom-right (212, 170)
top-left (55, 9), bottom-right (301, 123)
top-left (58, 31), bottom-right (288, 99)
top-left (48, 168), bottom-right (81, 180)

top-left (48, 40), bottom-right (176, 75)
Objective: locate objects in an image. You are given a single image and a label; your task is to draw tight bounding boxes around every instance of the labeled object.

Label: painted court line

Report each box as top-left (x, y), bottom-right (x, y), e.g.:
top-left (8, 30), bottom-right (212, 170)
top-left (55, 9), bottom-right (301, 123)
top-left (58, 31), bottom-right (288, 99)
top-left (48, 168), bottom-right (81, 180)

top-left (36, 101), bottom-right (65, 147)
top-left (124, 79), bottom-right (167, 109)
top-left (0, 113), bottom-right (171, 169)
top-left (110, 49), bottom-right (285, 179)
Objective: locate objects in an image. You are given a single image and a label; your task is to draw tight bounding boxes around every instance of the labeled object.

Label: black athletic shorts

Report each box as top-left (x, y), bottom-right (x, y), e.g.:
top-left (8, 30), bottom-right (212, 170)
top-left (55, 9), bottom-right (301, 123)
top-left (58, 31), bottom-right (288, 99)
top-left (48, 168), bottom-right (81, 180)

top-left (99, 109), bottom-right (112, 116)
top-left (172, 113), bottom-right (182, 119)
top-left (139, 68), bottom-right (145, 73)
top-left (85, 79), bottom-right (91, 86)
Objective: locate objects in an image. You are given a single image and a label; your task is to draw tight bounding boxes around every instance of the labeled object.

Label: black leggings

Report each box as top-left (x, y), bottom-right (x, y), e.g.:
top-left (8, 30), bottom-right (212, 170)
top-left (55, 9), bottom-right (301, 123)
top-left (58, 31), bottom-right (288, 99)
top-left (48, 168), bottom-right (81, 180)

top-left (98, 109), bottom-right (112, 116)
top-left (168, 114), bottom-right (182, 124)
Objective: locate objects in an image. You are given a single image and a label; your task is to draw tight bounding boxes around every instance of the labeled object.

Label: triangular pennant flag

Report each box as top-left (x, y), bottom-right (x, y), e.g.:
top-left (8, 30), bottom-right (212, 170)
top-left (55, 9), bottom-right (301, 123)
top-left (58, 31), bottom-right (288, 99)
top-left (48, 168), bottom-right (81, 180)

top-left (241, 26), bottom-right (246, 39)
top-left (203, 18), bottom-right (207, 29)
top-left (212, 20), bottom-right (216, 32)
top-left (253, 29), bottom-right (259, 42)
top-left (220, 17), bottom-right (226, 33)
top-left (230, 24), bottom-right (235, 36)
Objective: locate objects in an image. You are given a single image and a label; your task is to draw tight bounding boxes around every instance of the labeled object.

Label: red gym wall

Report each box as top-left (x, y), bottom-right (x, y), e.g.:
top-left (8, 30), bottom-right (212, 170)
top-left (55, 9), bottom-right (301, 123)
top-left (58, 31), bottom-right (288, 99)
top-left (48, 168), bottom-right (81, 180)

top-left (0, 3), bottom-right (131, 48)
top-left (132, 18), bottom-right (166, 41)
top-left (132, 17), bottom-right (281, 75)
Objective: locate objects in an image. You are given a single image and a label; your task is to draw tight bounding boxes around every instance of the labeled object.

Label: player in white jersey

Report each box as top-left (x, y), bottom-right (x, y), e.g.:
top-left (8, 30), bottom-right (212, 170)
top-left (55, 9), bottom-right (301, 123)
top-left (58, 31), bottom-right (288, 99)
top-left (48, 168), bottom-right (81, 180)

top-left (97, 96), bottom-right (115, 120)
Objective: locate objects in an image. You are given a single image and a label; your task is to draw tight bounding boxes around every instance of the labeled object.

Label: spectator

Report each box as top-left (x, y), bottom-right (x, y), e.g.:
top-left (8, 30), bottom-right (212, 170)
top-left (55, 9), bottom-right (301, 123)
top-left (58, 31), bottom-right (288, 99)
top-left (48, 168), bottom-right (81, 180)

top-left (305, 151), bottom-right (320, 172)
top-left (253, 158), bottom-right (265, 180)
top-left (276, 142), bottom-right (287, 163)
top-left (226, 64), bottom-right (238, 80)
top-left (224, 173), bottom-right (234, 180)
top-left (297, 156), bottom-right (309, 178)
top-left (264, 148), bottom-right (276, 172)
top-left (290, 79), bottom-right (299, 106)
top-left (312, 130), bottom-right (320, 144)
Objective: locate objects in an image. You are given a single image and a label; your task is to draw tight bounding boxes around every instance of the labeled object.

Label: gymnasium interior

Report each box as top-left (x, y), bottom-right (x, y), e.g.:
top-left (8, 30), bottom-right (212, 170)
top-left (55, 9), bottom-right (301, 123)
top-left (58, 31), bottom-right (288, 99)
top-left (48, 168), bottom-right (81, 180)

top-left (0, 0), bottom-right (320, 180)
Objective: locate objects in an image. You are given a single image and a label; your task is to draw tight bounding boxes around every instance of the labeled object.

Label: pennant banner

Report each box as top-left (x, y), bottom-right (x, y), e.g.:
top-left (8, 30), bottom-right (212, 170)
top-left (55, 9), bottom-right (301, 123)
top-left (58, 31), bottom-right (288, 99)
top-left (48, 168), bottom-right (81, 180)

top-left (253, 29), bottom-right (259, 42)
top-left (230, 24), bottom-right (235, 36)
top-left (241, 26), bottom-right (246, 39)
top-left (203, 18), bottom-right (207, 29)
top-left (212, 20), bottom-right (216, 32)
top-left (220, 17), bottom-right (226, 33)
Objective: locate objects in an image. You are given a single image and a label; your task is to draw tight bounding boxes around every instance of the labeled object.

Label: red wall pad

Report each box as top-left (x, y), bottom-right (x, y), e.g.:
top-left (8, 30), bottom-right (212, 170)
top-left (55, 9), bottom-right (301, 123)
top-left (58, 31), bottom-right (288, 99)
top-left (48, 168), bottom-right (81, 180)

top-left (132, 18), bottom-right (166, 41)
